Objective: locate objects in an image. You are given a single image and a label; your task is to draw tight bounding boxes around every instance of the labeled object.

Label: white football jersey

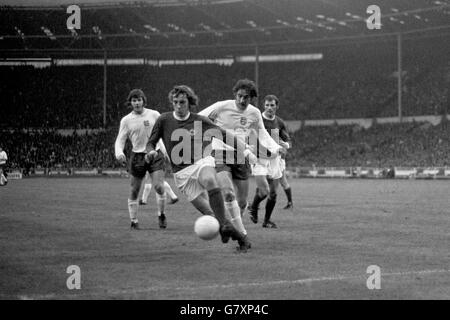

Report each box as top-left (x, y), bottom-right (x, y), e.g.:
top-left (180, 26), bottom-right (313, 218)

top-left (114, 108), bottom-right (165, 158)
top-left (198, 100), bottom-right (280, 154)
top-left (0, 151), bottom-right (7, 165)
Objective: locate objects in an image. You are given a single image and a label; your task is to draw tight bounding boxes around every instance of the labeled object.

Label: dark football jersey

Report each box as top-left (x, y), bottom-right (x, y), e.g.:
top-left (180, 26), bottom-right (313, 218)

top-left (148, 112), bottom-right (228, 172)
top-left (256, 115), bottom-right (291, 158)
top-left (262, 115), bottom-right (291, 144)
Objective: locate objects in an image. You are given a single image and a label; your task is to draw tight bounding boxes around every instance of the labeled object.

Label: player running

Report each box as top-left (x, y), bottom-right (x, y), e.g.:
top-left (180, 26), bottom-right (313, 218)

top-left (198, 79), bottom-right (283, 238)
top-left (248, 95), bottom-right (291, 228)
top-left (145, 85), bottom-right (257, 252)
top-left (115, 89), bottom-right (168, 230)
top-left (0, 147), bottom-right (8, 186)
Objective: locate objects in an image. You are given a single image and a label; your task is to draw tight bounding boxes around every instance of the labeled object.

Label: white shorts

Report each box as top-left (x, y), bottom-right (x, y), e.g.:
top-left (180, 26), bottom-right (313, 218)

top-left (280, 158), bottom-right (286, 173)
top-left (252, 156), bottom-right (283, 180)
top-left (173, 156), bottom-right (215, 202)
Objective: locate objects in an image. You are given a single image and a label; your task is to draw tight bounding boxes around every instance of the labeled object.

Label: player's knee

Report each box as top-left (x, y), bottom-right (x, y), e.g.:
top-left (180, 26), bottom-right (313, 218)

top-left (258, 186), bottom-right (269, 198)
top-left (200, 171), bottom-right (219, 190)
top-left (268, 191), bottom-right (277, 201)
top-left (238, 199), bottom-right (247, 211)
top-left (130, 188), bottom-right (140, 200)
top-left (153, 182), bottom-right (165, 195)
top-left (223, 189), bottom-right (236, 202)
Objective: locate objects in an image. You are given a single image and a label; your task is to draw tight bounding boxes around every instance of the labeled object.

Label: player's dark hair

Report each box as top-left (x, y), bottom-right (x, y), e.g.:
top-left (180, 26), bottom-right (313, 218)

top-left (232, 79), bottom-right (258, 98)
top-left (168, 85), bottom-right (199, 108)
top-left (263, 94), bottom-right (279, 106)
top-left (126, 89), bottom-right (147, 107)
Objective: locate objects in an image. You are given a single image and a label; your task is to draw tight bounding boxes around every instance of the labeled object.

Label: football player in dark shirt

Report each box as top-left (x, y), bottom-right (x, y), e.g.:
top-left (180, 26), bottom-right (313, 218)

top-left (262, 98), bottom-right (294, 209)
top-left (145, 85), bottom-right (257, 252)
top-left (248, 95), bottom-right (292, 228)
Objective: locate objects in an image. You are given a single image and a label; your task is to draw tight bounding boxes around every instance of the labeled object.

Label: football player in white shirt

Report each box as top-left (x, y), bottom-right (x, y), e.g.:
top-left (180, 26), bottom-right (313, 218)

top-left (115, 89), bottom-right (168, 230)
top-left (198, 79), bottom-right (283, 242)
top-left (0, 147), bottom-right (8, 186)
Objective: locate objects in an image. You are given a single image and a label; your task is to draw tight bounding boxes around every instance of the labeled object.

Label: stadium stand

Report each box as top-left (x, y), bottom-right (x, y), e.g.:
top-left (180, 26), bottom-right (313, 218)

top-left (1, 0), bottom-right (449, 172)
top-left (0, 39), bottom-right (449, 129)
top-left (2, 118), bottom-right (450, 173)
top-left (288, 118), bottom-right (450, 167)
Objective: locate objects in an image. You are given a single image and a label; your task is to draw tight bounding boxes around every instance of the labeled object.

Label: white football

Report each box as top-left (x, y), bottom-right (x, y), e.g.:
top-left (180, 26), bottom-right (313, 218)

top-left (194, 215), bottom-right (220, 240)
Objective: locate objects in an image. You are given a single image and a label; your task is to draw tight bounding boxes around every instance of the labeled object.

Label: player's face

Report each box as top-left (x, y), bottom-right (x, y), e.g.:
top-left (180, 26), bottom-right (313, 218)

top-left (131, 97), bottom-right (144, 114)
top-left (264, 99), bottom-right (278, 117)
top-left (235, 89), bottom-right (251, 110)
top-left (172, 93), bottom-right (189, 118)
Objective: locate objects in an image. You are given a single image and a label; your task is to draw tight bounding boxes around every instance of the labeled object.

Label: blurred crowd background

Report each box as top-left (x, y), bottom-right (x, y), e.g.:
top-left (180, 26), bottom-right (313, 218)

top-left (1, 40), bottom-right (449, 173)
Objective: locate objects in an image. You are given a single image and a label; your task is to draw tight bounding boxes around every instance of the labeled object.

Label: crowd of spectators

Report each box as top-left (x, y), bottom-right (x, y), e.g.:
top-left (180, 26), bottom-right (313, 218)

top-left (288, 118), bottom-right (450, 168)
top-left (1, 41), bottom-right (448, 129)
top-left (1, 129), bottom-right (125, 172)
top-left (2, 118), bottom-right (450, 173)
top-left (1, 40), bottom-right (449, 171)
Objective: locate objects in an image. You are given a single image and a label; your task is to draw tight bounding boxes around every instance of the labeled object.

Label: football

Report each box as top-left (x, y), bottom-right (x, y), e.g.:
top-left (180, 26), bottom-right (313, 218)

top-left (194, 215), bottom-right (220, 240)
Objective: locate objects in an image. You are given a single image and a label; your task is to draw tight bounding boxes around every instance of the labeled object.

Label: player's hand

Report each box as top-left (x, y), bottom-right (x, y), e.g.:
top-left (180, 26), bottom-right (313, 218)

top-left (145, 150), bottom-right (158, 163)
top-left (116, 154), bottom-right (126, 165)
top-left (244, 149), bottom-right (258, 165)
top-left (278, 147), bottom-right (287, 157)
top-left (246, 144), bottom-right (255, 153)
top-left (279, 141), bottom-right (290, 149)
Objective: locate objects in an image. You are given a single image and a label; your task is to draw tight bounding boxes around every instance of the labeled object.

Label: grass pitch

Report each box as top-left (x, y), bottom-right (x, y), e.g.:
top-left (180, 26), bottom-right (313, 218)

top-left (0, 177), bottom-right (449, 299)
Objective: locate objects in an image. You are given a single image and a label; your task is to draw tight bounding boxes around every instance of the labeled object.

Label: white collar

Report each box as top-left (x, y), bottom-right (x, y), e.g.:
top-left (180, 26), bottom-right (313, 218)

top-left (173, 111), bottom-right (190, 121)
top-left (132, 108), bottom-right (146, 116)
top-left (262, 112), bottom-right (275, 121)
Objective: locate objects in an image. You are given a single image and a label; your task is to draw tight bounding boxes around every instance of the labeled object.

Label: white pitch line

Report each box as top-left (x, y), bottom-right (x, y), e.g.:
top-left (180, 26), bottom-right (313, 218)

top-left (10, 268), bottom-right (450, 300)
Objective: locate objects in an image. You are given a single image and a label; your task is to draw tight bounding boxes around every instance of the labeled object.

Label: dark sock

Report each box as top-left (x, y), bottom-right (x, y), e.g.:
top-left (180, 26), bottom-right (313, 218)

top-left (251, 188), bottom-right (267, 210)
top-left (207, 188), bottom-right (227, 225)
top-left (284, 187), bottom-right (292, 203)
top-left (265, 198), bottom-right (276, 222)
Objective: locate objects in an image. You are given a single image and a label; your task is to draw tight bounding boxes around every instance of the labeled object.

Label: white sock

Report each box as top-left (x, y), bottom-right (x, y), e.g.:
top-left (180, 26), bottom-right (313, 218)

top-left (128, 199), bottom-right (138, 222)
top-left (225, 200), bottom-right (247, 235)
top-left (164, 181), bottom-right (178, 200)
top-left (141, 183), bottom-right (152, 203)
top-left (155, 192), bottom-right (166, 216)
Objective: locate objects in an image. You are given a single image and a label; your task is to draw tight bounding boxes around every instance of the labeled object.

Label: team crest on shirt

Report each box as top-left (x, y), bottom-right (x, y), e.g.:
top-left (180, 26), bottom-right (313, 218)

top-left (240, 117), bottom-right (247, 125)
top-left (143, 120), bottom-right (150, 126)
top-left (189, 129), bottom-right (195, 136)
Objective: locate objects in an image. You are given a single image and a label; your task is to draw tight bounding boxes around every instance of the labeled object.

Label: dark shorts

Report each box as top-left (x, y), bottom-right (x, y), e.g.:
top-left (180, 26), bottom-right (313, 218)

top-left (129, 151), bottom-right (165, 179)
top-left (213, 150), bottom-right (251, 181)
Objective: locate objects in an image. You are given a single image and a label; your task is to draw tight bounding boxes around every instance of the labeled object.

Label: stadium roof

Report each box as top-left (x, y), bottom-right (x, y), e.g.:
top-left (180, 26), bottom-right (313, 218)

top-left (1, 0), bottom-right (450, 58)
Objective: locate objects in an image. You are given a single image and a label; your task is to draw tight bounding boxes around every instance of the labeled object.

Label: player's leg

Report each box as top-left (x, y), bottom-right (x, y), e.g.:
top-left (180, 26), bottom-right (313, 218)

top-left (0, 166), bottom-right (7, 185)
top-left (129, 175), bottom-right (143, 229)
top-left (0, 170), bottom-right (5, 186)
top-left (128, 152), bottom-right (147, 229)
top-left (164, 180), bottom-right (179, 204)
top-left (147, 150), bottom-right (168, 228)
top-left (227, 162), bottom-right (253, 251)
top-left (190, 192), bottom-right (215, 216)
top-left (197, 166), bottom-right (248, 248)
top-left (216, 170), bottom-right (248, 238)
top-left (280, 170), bottom-right (293, 209)
top-left (263, 178), bottom-right (280, 228)
top-left (140, 172), bottom-right (152, 205)
top-left (248, 174), bottom-right (269, 224)
top-left (150, 169), bottom-right (167, 229)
